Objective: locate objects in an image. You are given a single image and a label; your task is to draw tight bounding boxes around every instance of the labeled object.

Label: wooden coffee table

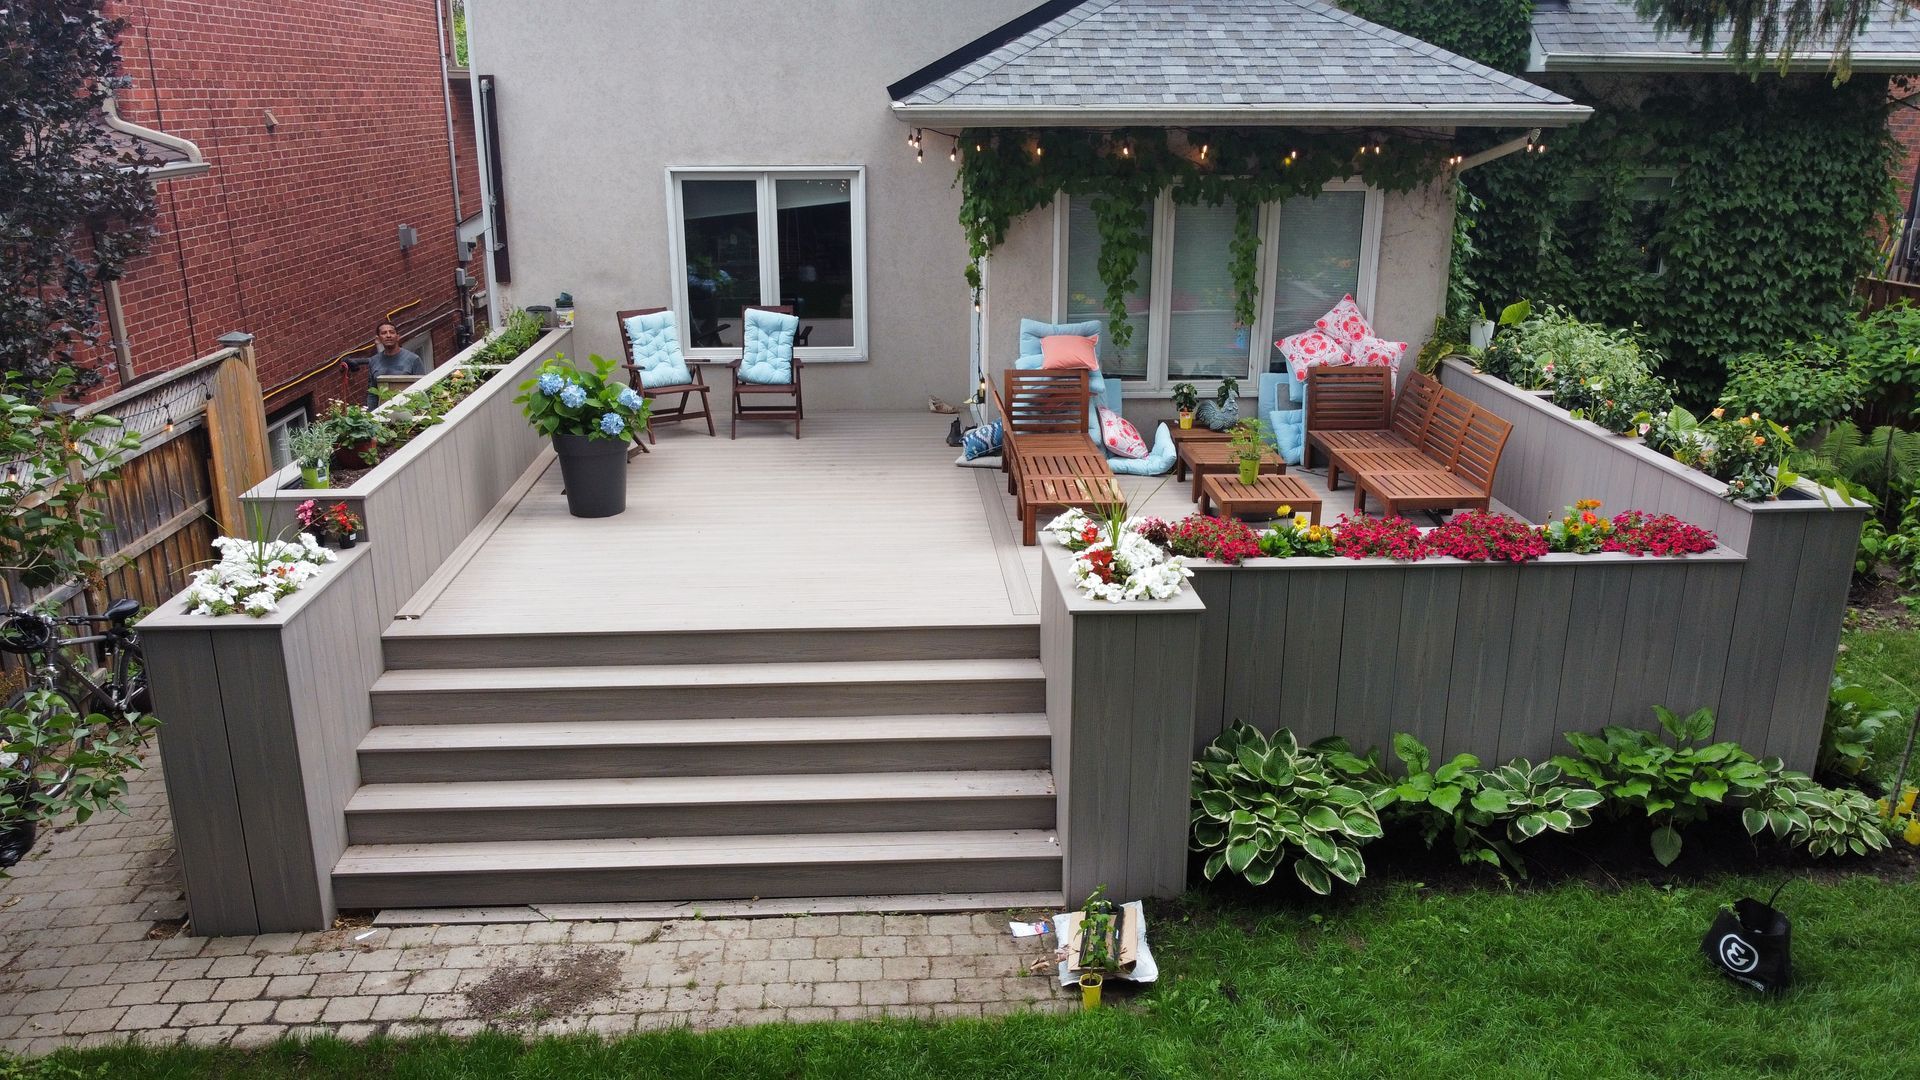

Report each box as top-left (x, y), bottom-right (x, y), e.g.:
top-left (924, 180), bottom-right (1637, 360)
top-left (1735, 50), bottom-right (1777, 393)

top-left (1169, 426), bottom-right (1228, 477)
top-left (1020, 474), bottom-right (1126, 546)
top-left (1178, 441), bottom-right (1286, 500)
top-left (1199, 473), bottom-right (1322, 523)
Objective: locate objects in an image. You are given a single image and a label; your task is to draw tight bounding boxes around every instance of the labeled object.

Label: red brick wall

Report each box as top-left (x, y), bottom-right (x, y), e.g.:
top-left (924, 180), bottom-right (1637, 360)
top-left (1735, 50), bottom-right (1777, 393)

top-left (92, 0), bottom-right (474, 412)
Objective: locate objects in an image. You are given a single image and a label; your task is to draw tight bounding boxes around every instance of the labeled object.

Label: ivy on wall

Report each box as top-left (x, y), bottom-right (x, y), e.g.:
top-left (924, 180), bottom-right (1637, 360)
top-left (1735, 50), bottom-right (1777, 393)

top-left (954, 128), bottom-right (1449, 347)
top-left (1341, 0), bottom-right (1535, 71)
top-left (1464, 74), bottom-right (1897, 401)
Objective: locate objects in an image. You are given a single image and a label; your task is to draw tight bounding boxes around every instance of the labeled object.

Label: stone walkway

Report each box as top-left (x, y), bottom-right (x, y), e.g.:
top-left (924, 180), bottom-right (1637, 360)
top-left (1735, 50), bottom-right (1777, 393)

top-left (0, 753), bottom-right (1072, 1057)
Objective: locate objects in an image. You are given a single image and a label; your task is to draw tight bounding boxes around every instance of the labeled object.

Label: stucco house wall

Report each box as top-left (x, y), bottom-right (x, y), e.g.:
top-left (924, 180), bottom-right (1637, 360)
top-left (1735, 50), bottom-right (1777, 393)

top-left (471, 1), bottom-right (1455, 413)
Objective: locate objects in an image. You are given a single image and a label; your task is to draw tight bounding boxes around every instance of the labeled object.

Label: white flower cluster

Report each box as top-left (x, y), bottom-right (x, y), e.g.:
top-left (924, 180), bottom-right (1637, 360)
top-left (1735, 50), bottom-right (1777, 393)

top-left (1045, 509), bottom-right (1192, 603)
top-left (183, 534), bottom-right (337, 618)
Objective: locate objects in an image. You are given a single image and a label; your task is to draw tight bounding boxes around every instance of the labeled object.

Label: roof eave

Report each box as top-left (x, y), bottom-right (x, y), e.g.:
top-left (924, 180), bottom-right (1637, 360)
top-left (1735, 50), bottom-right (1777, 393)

top-left (890, 101), bottom-right (1594, 128)
top-left (1529, 50), bottom-right (1920, 73)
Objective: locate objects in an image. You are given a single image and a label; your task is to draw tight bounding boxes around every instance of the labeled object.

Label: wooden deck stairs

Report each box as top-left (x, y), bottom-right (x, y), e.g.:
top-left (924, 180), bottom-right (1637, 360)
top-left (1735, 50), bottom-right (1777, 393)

top-left (329, 624), bottom-right (1062, 911)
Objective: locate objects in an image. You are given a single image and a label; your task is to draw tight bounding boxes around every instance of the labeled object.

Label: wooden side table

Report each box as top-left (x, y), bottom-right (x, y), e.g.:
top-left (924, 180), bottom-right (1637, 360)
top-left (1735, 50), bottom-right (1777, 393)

top-left (1200, 473), bottom-right (1322, 522)
top-left (1178, 442), bottom-right (1286, 501)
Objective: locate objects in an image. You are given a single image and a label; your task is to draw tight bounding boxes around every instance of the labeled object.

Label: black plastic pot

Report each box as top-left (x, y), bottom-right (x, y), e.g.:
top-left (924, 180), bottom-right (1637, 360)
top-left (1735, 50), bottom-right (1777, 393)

top-left (1, 763), bottom-right (38, 869)
top-left (552, 433), bottom-right (628, 518)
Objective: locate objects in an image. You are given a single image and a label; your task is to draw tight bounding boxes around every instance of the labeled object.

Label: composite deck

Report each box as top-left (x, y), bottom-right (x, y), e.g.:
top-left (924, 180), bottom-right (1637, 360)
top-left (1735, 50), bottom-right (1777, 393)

top-left (395, 411), bottom-right (1385, 637)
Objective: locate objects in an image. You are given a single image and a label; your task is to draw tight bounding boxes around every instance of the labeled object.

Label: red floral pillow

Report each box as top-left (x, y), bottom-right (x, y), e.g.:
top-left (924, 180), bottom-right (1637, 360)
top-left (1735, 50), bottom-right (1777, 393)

top-left (1349, 335), bottom-right (1407, 369)
top-left (1098, 405), bottom-right (1148, 459)
top-left (1314, 295), bottom-right (1373, 349)
top-left (1276, 329), bottom-right (1349, 382)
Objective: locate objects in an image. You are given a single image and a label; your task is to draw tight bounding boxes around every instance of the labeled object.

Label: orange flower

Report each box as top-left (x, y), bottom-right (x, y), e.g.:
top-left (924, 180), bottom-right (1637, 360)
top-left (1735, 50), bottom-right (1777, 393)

top-left (1753, 435), bottom-right (1766, 446)
top-left (1581, 512), bottom-right (1599, 525)
top-left (1710, 407), bottom-right (1725, 419)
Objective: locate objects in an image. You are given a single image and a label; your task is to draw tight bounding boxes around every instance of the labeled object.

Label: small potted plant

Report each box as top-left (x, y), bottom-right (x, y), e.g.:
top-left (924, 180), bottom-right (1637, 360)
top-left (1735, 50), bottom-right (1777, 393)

top-left (319, 401), bottom-right (392, 471)
top-left (1076, 886), bottom-right (1119, 1010)
top-left (296, 499), bottom-right (363, 548)
top-left (515, 353), bottom-right (651, 518)
top-left (1197, 376), bottom-right (1241, 430)
top-left (288, 424), bottom-right (334, 489)
top-left (1170, 383), bottom-right (1199, 429)
top-left (1228, 418), bottom-right (1269, 484)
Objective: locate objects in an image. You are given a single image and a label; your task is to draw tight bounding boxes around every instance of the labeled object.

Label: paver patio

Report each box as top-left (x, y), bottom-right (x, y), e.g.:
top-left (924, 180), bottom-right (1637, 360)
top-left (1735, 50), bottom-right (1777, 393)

top-left (0, 748), bottom-right (1072, 1057)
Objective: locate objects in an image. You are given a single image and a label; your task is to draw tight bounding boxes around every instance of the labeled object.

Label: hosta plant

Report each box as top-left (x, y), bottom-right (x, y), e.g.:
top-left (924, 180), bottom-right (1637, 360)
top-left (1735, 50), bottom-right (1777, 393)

top-left (1819, 677), bottom-right (1904, 780)
top-left (1376, 734), bottom-right (1603, 878)
top-left (1743, 770), bottom-right (1890, 859)
top-left (1190, 723), bottom-right (1386, 894)
top-left (1552, 706), bottom-right (1771, 867)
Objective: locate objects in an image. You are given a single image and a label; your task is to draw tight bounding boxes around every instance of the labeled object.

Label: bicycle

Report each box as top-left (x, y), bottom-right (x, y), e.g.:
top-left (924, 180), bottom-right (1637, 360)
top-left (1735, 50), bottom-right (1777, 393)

top-left (1, 597), bottom-right (150, 866)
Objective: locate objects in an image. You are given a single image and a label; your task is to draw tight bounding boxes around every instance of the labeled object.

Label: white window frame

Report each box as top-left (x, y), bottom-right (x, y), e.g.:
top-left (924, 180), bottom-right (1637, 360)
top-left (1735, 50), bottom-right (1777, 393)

top-left (1053, 181), bottom-right (1382, 395)
top-left (665, 165), bottom-right (868, 363)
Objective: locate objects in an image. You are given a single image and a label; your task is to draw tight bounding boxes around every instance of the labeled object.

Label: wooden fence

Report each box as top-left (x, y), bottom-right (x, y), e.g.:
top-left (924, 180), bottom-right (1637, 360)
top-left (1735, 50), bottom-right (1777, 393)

top-left (1857, 276), bottom-right (1920, 312)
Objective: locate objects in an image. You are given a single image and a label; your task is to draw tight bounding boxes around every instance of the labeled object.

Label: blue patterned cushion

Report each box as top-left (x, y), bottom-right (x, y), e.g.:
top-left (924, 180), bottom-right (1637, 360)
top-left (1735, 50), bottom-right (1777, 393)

top-left (739, 308), bottom-right (799, 384)
top-left (622, 311), bottom-right (693, 389)
top-left (962, 420), bottom-right (1003, 461)
top-left (1109, 423), bottom-right (1176, 476)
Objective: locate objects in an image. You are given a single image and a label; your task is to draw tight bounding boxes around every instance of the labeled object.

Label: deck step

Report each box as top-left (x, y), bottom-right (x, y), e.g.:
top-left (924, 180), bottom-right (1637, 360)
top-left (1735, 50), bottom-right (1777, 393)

top-left (380, 624), bottom-right (1040, 670)
top-left (343, 770), bottom-right (1057, 844)
top-left (356, 713), bottom-right (1051, 782)
top-left (369, 659), bottom-right (1046, 724)
top-left (331, 830), bottom-right (1062, 908)
top-left (371, 892), bottom-right (1067, 924)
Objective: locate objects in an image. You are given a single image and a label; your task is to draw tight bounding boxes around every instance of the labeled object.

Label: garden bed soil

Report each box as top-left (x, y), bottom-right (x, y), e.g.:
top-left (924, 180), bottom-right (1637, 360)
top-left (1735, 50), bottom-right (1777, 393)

top-left (1849, 570), bottom-right (1916, 628)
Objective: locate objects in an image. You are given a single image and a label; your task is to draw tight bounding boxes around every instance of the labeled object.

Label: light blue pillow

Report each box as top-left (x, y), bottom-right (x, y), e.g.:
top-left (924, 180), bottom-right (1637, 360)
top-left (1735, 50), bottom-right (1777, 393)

top-left (1018, 318), bottom-right (1103, 358)
top-left (1269, 408), bottom-right (1305, 465)
top-left (623, 311), bottom-right (692, 389)
top-left (740, 308), bottom-right (799, 384)
top-left (1109, 423), bottom-right (1176, 476)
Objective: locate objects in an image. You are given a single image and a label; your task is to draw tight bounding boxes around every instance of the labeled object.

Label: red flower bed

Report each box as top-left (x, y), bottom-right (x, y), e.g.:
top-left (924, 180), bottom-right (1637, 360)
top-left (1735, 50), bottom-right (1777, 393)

top-left (1155, 514), bottom-right (1263, 564)
top-left (1602, 511), bottom-right (1718, 556)
top-left (1422, 510), bottom-right (1549, 563)
top-left (1331, 514), bottom-right (1425, 560)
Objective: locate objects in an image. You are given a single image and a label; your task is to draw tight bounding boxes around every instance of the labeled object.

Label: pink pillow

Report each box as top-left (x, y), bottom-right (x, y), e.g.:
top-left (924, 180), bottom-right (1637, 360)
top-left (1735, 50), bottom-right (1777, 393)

top-left (1276, 329), bottom-right (1348, 383)
top-left (1349, 335), bottom-right (1407, 369)
top-left (1098, 406), bottom-right (1148, 459)
top-left (1314, 295), bottom-right (1373, 349)
top-left (1039, 333), bottom-right (1099, 370)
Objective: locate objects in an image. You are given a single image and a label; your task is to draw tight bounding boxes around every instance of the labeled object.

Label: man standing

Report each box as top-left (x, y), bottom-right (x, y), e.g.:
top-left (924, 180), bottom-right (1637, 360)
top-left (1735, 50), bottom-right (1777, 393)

top-left (346, 320), bottom-right (425, 405)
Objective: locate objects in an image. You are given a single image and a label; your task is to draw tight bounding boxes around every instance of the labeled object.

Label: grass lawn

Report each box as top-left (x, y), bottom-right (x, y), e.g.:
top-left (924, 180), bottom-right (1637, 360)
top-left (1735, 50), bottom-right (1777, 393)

top-left (1835, 621), bottom-right (1920, 788)
top-left (19, 871), bottom-right (1919, 1080)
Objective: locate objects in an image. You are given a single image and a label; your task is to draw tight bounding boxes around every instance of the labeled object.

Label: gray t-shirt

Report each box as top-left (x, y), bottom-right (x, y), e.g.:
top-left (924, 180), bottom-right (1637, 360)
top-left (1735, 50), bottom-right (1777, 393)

top-left (369, 346), bottom-right (424, 378)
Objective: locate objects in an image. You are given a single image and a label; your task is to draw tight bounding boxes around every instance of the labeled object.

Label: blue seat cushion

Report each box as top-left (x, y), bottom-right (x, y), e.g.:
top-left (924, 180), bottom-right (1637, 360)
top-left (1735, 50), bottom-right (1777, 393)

top-left (1259, 370), bottom-right (1307, 464)
top-left (963, 420), bottom-right (1003, 461)
top-left (1109, 422), bottom-right (1176, 476)
top-left (739, 308), bottom-right (799, 384)
top-left (622, 311), bottom-right (693, 389)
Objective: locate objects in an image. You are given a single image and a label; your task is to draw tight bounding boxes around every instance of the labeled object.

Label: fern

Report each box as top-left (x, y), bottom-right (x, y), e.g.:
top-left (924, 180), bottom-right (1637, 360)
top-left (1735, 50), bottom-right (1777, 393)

top-left (1796, 422), bottom-right (1920, 524)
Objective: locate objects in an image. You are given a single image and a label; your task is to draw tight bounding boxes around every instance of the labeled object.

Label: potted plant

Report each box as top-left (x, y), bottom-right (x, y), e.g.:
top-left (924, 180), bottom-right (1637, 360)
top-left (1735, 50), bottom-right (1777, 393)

top-left (298, 499), bottom-right (363, 548)
top-left (1076, 886), bottom-right (1119, 1010)
top-left (319, 401), bottom-right (392, 471)
top-left (1196, 376), bottom-right (1240, 430)
top-left (516, 353), bottom-right (651, 518)
top-left (1228, 418), bottom-right (1268, 484)
top-left (288, 424), bottom-right (334, 489)
top-left (1170, 382), bottom-right (1199, 429)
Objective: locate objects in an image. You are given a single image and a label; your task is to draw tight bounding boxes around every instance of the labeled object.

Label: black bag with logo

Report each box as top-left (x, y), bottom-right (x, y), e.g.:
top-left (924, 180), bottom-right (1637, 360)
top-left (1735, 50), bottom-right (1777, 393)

top-left (1702, 884), bottom-right (1791, 993)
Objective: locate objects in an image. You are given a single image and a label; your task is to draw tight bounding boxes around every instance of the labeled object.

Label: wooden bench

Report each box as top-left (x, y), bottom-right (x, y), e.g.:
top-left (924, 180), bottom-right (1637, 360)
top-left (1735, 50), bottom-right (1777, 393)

top-left (1348, 404), bottom-right (1512, 518)
top-left (992, 368), bottom-right (1112, 544)
top-left (1308, 368), bottom-right (1441, 477)
top-left (1199, 473), bottom-right (1322, 523)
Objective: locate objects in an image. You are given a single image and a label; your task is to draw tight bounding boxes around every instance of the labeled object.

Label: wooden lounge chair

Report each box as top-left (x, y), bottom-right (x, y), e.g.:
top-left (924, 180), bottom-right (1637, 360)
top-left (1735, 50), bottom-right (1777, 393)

top-left (1308, 369), bottom-right (1444, 481)
top-left (1326, 376), bottom-right (1463, 489)
top-left (727, 305), bottom-right (804, 438)
top-left (992, 368), bottom-right (1114, 544)
top-left (616, 307), bottom-right (714, 450)
top-left (1350, 404), bottom-right (1512, 518)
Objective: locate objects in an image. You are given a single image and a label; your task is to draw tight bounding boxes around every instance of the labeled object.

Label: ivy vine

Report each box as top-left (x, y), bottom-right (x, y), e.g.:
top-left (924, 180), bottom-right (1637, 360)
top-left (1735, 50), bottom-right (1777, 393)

top-left (954, 128), bottom-right (1451, 348)
top-left (1340, 0), bottom-right (1535, 71)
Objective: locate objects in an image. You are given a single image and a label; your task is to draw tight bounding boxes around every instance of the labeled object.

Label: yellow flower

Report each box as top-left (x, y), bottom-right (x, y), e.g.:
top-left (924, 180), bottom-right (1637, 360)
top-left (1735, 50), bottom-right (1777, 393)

top-left (1736, 416), bottom-right (1751, 426)
top-left (1294, 512), bottom-right (1312, 531)
top-left (1900, 787), bottom-right (1917, 816)
top-left (1277, 504), bottom-right (1292, 516)
top-left (1711, 407), bottom-right (1725, 419)
top-left (1907, 817), bottom-right (1920, 847)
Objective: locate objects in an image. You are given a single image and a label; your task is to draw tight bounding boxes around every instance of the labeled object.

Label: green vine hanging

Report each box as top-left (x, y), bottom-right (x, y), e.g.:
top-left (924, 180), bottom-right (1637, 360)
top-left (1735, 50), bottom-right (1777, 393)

top-left (954, 127), bottom-right (1452, 348)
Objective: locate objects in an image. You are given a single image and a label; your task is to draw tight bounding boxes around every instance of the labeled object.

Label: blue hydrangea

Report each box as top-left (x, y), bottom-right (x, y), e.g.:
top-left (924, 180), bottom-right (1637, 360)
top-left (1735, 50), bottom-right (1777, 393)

top-left (617, 387), bottom-right (644, 411)
top-left (559, 384), bottom-right (588, 409)
top-left (537, 371), bottom-right (565, 396)
top-left (599, 412), bottom-right (625, 436)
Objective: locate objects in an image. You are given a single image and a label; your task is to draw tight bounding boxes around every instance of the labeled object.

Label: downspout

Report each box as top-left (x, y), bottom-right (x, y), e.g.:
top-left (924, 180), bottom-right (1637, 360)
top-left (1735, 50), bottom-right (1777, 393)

top-left (103, 277), bottom-right (136, 387)
top-left (434, 0), bottom-right (463, 221)
top-left (1456, 128), bottom-right (1543, 173)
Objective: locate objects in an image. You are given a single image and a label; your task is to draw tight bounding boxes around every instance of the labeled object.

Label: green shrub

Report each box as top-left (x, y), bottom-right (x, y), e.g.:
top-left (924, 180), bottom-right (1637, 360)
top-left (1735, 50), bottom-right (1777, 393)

top-left (1839, 301), bottom-right (1920, 427)
top-left (1376, 734), bottom-right (1602, 878)
top-left (1743, 770), bottom-right (1891, 858)
top-left (1189, 724), bottom-right (1386, 894)
top-left (1820, 677), bottom-right (1905, 780)
top-left (1719, 341), bottom-right (1865, 437)
top-left (1552, 706), bottom-right (1772, 866)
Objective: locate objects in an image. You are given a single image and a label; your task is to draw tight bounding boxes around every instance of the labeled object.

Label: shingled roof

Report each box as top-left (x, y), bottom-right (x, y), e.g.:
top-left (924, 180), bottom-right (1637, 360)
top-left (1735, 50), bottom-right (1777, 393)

top-left (889, 0), bottom-right (1589, 127)
top-left (1529, 0), bottom-right (1920, 72)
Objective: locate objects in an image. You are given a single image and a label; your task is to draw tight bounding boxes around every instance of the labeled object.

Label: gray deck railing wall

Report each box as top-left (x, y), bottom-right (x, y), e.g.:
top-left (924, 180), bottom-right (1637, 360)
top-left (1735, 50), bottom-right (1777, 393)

top-left (1043, 373), bottom-right (1866, 905)
top-left (140, 548), bottom-right (381, 935)
top-left (239, 325), bottom-right (567, 619)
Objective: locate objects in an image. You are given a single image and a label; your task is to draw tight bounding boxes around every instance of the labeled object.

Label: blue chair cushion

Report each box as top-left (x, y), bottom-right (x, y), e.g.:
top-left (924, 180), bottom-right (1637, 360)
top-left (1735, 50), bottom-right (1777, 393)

top-left (963, 420), bottom-right (1003, 461)
top-left (1017, 318), bottom-right (1107, 397)
top-left (1269, 407), bottom-right (1305, 465)
top-left (1109, 422), bottom-right (1176, 476)
top-left (739, 308), bottom-right (799, 384)
top-left (1259, 370), bottom-right (1307, 464)
top-left (622, 311), bottom-right (693, 389)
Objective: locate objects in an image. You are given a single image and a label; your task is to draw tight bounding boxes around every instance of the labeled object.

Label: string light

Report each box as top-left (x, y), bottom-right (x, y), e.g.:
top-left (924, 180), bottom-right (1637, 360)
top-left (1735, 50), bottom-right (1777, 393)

top-left (163, 406), bottom-right (174, 434)
top-left (1120, 139), bottom-right (1131, 157)
top-left (1199, 143), bottom-right (1209, 161)
top-left (916, 144), bottom-right (923, 163)
top-left (949, 143), bottom-right (957, 163)
top-left (907, 129), bottom-right (917, 148)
